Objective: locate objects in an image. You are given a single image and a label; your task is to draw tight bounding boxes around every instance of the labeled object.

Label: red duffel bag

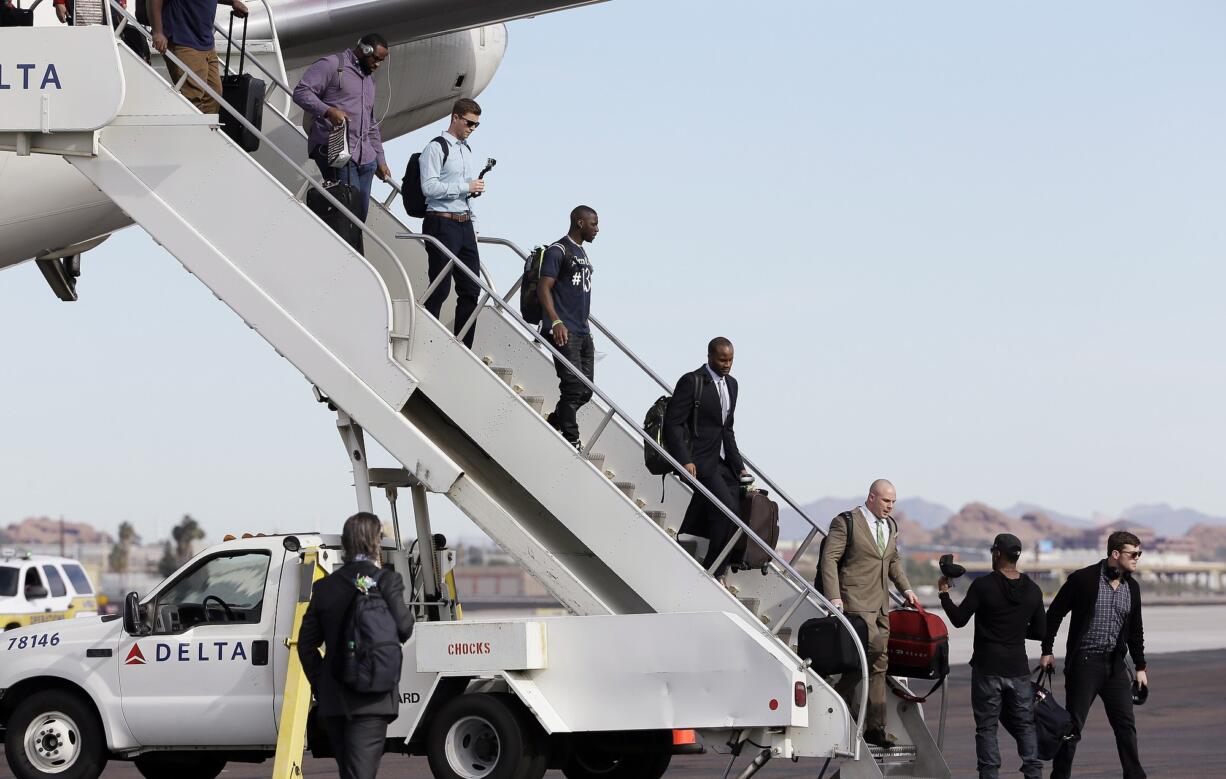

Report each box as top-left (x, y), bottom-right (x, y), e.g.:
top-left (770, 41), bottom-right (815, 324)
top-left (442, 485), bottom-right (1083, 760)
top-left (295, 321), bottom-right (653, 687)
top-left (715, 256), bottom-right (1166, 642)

top-left (887, 602), bottom-right (949, 702)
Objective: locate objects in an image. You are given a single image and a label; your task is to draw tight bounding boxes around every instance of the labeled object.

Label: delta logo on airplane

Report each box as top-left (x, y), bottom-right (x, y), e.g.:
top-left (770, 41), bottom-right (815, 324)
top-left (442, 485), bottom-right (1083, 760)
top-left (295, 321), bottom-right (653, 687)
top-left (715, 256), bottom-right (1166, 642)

top-left (125, 641), bottom-right (250, 665)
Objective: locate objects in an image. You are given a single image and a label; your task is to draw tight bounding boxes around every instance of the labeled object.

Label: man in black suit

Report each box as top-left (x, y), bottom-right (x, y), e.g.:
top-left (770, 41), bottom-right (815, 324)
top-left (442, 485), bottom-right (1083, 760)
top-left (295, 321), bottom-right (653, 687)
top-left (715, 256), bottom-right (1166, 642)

top-left (298, 512), bottom-right (414, 779)
top-left (664, 337), bottom-right (748, 581)
top-left (1041, 530), bottom-right (1148, 779)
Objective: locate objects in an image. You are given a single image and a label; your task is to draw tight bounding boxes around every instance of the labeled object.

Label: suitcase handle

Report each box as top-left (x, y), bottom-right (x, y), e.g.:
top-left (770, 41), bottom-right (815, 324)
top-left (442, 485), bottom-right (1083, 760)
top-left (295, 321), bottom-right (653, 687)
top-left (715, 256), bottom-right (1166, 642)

top-left (225, 11), bottom-right (250, 77)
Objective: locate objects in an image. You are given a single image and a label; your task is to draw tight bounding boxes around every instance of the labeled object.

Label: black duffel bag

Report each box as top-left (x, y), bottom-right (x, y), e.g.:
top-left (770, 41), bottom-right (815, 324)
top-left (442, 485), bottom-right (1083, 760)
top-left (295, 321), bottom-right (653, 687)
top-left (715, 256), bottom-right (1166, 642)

top-left (797, 613), bottom-right (869, 676)
top-left (1033, 666), bottom-right (1078, 760)
top-left (1, 2), bottom-right (34, 26)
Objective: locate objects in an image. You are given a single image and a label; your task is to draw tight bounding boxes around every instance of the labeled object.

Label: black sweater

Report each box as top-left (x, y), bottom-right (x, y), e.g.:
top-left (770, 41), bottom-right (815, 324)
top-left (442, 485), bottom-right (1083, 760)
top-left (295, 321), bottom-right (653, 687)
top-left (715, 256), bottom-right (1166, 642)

top-left (939, 570), bottom-right (1046, 677)
top-left (1042, 560), bottom-right (1146, 671)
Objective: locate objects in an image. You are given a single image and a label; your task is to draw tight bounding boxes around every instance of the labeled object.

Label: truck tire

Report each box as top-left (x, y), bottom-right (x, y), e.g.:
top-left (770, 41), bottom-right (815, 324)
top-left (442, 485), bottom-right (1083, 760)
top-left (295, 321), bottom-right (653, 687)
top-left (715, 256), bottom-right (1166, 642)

top-left (134, 753), bottom-right (226, 779)
top-left (426, 693), bottom-right (547, 779)
top-left (563, 731), bottom-right (672, 779)
top-left (3, 689), bottom-right (108, 779)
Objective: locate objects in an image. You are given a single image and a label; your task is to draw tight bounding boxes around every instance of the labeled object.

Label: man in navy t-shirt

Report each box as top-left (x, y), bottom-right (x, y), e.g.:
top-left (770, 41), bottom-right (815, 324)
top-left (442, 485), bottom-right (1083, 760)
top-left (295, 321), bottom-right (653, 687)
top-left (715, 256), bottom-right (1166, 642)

top-left (151, 0), bottom-right (248, 114)
top-left (537, 205), bottom-right (598, 450)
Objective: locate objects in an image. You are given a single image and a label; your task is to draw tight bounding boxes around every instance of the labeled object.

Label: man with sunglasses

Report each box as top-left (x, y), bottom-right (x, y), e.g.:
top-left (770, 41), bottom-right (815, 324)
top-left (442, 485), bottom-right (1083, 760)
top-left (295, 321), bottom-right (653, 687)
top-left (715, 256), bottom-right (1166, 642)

top-left (1041, 530), bottom-right (1148, 779)
top-left (294, 34), bottom-right (393, 222)
top-left (420, 98), bottom-right (486, 348)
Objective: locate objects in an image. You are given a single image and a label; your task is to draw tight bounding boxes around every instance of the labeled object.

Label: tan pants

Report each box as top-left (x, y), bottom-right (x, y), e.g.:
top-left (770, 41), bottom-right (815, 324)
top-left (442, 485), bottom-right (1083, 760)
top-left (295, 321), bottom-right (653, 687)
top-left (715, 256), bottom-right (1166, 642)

top-left (165, 44), bottom-right (220, 114)
top-left (834, 610), bottom-right (892, 733)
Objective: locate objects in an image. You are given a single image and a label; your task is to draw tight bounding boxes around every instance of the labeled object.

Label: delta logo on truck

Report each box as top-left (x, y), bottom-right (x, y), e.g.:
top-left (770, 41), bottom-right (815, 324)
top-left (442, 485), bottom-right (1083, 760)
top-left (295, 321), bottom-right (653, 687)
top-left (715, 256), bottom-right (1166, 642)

top-left (124, 640), bottom-right (253, 664)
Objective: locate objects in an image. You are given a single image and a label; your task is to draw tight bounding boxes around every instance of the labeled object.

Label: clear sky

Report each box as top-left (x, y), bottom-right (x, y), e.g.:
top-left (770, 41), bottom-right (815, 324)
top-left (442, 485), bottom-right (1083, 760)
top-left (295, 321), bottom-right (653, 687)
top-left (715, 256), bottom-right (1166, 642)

top-left (2, 0), bottom-right (1224, 545)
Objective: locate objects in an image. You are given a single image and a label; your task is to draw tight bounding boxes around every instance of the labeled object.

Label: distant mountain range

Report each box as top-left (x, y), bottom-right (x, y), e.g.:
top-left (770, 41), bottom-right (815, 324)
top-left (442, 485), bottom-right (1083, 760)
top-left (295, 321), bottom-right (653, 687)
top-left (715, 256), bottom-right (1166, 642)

top-left (778, 497), bottom-right (953, 541)
top-left (778, 498), bottom-right (1226, 542)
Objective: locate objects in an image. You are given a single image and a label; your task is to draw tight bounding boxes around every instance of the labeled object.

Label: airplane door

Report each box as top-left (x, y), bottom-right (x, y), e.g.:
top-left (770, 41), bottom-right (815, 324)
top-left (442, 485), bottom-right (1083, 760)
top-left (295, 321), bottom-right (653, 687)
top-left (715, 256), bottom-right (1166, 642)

top-left (118, 549), bottom-right (283, 746)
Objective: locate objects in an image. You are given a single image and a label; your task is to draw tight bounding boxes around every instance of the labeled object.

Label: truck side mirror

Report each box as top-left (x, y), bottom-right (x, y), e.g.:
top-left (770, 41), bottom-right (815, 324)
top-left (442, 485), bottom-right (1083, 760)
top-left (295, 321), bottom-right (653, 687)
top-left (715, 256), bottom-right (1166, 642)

top-left (122, 591), bottom-right (147, 636)
top-left (25, 585), bottom-right (49, 600)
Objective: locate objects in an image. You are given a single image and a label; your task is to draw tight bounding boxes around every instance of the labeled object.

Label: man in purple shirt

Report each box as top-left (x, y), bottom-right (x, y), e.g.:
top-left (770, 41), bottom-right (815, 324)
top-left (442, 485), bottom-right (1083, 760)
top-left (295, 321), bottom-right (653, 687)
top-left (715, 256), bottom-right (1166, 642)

top-left (293, 34), bottom-right (393, 222)
top-left (151, 0), bottom-right (248, 114)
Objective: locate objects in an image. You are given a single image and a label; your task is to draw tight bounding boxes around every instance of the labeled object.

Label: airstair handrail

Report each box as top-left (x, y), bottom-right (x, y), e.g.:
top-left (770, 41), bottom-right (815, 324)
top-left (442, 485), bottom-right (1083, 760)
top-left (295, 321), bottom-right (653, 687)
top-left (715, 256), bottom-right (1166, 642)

top-left (398, 230), bottom-right (868, 750)
top-left (474, 237), bottom-right (833, 563)
top-left (106, 0), bottom-right (417, 356)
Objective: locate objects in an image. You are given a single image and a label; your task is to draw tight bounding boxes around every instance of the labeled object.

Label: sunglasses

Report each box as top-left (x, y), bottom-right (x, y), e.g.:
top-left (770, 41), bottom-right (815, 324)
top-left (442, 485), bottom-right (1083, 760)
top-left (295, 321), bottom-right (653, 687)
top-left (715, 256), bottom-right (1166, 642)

top-left (458, 118), bottom-right (480, 129)
top-left (1120, 550), bottom-right (1143, 560)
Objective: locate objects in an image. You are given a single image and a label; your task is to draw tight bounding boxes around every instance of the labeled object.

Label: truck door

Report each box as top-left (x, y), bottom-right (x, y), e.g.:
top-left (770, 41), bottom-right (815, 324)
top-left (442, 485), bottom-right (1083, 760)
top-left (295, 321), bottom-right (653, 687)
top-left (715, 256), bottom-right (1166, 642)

top-left (118, 549), bottom-right (283, 746)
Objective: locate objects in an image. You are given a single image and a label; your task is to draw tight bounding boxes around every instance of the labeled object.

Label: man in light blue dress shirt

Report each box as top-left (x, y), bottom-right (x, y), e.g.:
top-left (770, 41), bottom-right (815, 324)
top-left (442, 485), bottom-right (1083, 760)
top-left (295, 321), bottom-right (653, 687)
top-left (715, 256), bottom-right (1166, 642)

top-left (419, 98), bottom-right (485, 348)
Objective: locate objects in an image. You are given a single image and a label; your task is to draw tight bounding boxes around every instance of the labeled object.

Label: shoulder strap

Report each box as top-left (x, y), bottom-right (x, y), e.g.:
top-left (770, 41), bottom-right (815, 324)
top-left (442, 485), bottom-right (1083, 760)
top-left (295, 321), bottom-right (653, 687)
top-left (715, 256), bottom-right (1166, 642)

top-left (690, 372), bottom-right (702, 433)
top-left (433, 135), bottom-right (449, 165)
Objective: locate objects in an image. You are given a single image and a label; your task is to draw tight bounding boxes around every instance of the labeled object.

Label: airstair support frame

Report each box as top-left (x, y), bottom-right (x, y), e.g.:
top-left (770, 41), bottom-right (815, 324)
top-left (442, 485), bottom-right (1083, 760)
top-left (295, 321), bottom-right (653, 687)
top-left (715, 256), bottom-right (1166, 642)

top-left (61, 12), bottom-right (943, 772)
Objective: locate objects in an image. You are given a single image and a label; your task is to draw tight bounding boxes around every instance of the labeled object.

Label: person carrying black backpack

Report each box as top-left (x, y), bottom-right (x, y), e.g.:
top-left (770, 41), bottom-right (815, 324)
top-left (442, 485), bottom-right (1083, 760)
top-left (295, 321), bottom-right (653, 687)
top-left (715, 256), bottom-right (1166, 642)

top-left (298, 512), bottom-right (414, 779)
top-left (536, 205), bottom-right (599, 451)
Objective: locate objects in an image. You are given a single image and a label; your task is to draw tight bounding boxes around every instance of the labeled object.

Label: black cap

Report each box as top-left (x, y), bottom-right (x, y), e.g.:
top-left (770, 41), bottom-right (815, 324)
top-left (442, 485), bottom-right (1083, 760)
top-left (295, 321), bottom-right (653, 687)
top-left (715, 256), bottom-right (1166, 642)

top-left (991, 533), bottom-right (1023, 555)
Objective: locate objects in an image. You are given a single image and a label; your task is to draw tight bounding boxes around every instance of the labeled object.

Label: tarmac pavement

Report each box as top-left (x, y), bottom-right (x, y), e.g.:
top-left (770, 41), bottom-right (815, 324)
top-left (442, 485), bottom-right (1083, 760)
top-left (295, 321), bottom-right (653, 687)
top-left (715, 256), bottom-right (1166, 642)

top-left (3, 649), bottom-right (1223, 778)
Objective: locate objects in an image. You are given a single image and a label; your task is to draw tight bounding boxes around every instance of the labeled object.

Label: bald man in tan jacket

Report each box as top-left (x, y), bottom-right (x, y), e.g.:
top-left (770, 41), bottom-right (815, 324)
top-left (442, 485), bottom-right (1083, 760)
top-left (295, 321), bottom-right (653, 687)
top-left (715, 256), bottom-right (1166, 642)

top-left (819, 479), bottom-right (918, 748)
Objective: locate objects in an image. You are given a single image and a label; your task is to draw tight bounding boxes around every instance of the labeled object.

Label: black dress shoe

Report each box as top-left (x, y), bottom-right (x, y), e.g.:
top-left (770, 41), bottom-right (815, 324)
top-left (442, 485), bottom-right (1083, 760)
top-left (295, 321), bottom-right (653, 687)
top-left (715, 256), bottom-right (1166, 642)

top-left (864, 729), bottom-right (897, 749)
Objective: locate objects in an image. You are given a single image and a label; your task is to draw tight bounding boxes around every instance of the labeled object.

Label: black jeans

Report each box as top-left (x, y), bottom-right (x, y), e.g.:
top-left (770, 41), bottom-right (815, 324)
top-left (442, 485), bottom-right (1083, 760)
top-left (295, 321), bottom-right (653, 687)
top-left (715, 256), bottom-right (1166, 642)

top-left (422, 215), bottom-right (481, 348)
top-left (322, 715), bottom-right (391, 779)
top-left (971, 668), bottom-right (1042, 779)
top-left (547, 332), bottom-right (594, 445)
top-left (1052, 651), bottom-right (1146, 779)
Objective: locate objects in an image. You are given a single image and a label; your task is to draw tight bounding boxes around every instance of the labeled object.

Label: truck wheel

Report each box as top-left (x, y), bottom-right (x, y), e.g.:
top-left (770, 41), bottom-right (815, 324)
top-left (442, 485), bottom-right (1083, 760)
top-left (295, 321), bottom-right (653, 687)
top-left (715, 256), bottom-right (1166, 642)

top-left (426, 693), bottom-right (546, 779)
top-left (134, 753), bottom-right (227, 779)
top-left (4, 623), bottom-right (20, 631)
top-left (3, 689), bottom-right (108, 779)
top-left (563, 731), bottom-right (672, 779)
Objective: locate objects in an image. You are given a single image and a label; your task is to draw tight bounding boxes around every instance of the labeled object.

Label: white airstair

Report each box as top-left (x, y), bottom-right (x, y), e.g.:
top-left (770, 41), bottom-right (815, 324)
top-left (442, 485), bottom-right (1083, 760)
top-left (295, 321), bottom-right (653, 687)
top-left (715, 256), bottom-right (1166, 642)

top-left (0, 5), bottom-right (949, 777)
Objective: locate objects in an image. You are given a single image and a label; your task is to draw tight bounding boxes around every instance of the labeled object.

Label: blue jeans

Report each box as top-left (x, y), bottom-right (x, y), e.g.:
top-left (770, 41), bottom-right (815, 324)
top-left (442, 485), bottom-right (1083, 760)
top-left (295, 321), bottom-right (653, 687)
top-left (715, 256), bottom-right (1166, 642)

top-left (312, 149), bottom-right (376, 222)
top-left (971, 668), bottom-right (1042, 779)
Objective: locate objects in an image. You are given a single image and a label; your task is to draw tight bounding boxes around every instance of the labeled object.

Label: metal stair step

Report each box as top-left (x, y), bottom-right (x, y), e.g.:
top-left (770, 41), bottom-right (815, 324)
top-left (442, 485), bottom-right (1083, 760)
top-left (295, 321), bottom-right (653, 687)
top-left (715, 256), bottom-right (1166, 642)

top-left (585, 452), bottom-right (606, 471)
top-left (775, 627), bottom-right (792, 645)
top-left (870, 744), bottom-right (919, 764)
top-left (645, 510), bottom-right (667, 528)
top-left (679, 537), bottom-right (700, 559)
top-left (492, 367), bottom-right (513, 385)
top-left (522, 395), bottom-right (545, 414)
top-left (614, 481), bottom-right (635, 500)
top-left (738, 597), bottom-right (761, 616)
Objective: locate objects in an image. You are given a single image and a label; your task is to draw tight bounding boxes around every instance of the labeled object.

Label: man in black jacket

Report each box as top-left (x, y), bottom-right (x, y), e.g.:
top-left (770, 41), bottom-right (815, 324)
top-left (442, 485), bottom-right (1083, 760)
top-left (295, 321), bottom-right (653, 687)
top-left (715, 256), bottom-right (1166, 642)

top-left (1041, 530), bottom-right (1148, 779)
top-left (663, 337), bottom-right (748, 581)
top-left (298, 512), bottom-right (415, 779)
top-left (940, 533), bottom-right (1045, 779)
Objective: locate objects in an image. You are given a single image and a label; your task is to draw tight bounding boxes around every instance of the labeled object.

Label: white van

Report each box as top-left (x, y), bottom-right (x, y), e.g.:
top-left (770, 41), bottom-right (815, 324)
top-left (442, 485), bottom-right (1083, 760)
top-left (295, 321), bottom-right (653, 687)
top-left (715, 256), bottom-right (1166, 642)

top-left (0, 551), bottom-right (99, 631)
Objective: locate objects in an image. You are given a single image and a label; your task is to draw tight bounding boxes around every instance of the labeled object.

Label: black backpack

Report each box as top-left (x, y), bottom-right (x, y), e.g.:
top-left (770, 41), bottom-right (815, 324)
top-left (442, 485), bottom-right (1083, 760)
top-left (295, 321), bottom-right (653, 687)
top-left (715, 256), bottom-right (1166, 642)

top-left (401, 136), bottom-right (449, 219)
top-left (814, 511), bottom-right (897, 591)
top-left (520, 242), bottom-right (570, 327)
top-left (337, 570), bottom-right (403, 694)
top-left (643, 374), bottom-right (702, 476)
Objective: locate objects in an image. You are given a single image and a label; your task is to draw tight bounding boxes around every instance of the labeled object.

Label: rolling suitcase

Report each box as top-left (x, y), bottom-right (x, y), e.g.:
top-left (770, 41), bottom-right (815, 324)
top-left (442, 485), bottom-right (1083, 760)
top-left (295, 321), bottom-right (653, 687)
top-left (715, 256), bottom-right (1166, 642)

top-left (733, 488), bottom-right (780, 570)
top-left (306, 182), bottom-right (364, 254)
top-left (797, 613), bottom-right (869, 676)
top-left (220, 13), bottom-right (266, 152)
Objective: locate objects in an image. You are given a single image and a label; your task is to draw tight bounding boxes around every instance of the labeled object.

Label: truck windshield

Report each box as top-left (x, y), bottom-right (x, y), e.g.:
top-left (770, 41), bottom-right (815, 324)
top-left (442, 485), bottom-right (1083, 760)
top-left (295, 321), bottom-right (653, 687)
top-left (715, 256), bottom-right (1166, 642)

top-left (0, 567), bottom-right (16, 597)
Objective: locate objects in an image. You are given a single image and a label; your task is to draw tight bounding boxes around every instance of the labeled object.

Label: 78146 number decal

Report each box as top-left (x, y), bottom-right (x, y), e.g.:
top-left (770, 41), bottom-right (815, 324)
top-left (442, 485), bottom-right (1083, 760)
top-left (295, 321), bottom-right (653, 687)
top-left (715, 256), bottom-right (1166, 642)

top-left (6, 633), bottom-right (61, 650)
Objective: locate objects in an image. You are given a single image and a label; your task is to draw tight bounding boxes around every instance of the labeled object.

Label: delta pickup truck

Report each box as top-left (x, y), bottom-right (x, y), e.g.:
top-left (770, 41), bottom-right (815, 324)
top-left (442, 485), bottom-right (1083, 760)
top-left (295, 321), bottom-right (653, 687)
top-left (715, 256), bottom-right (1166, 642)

top-left (0, 533), bottom-right (830, 779)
